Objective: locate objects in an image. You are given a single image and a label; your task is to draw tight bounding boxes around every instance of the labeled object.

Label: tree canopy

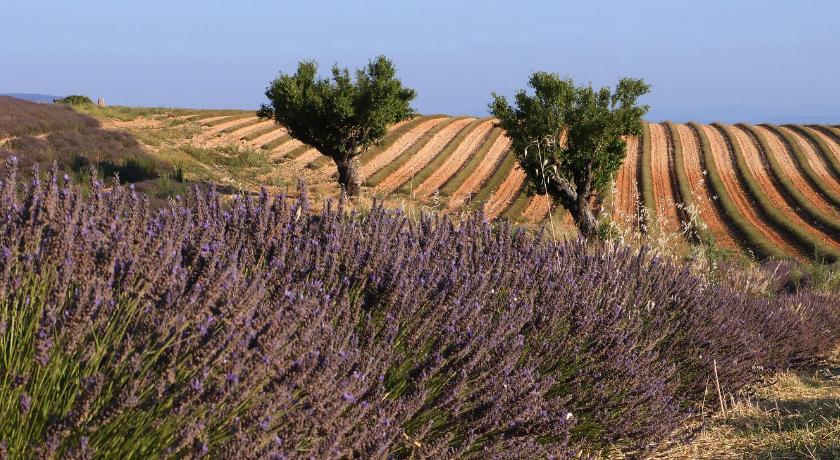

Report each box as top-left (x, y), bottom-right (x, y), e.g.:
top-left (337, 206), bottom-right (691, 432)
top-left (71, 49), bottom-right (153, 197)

top-left (490, 73), bottom-right (650, 237)
top-left (259, 56), bottom-right (416, 196)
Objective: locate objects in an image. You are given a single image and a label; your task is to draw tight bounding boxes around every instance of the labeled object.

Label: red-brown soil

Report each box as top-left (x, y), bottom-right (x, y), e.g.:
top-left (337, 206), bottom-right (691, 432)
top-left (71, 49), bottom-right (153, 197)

top-left (649, 123), bottom-right (682, 232)
top-left (776, 126), bottom-right (840, 197)
top-left (483, 166), bottom-right (526, 218)
top-left (704, 125), bottom-right (802, 259)
top-left (359, 117), bottom-right (448, 179)
top-left (733, 126), bottom-right (839, 249)
top-left (446, 135), bottom-right (511, 211)
top-left (678, 124), bottom-right (739, 250)
top-left (521, 194), bottom-right (553, 223)
top-left (611, 135), bottom-right (640, 224)
top-left (377, 118), bottom-right (475, 193)
top-left (414, 119), bottom-right (495, 197)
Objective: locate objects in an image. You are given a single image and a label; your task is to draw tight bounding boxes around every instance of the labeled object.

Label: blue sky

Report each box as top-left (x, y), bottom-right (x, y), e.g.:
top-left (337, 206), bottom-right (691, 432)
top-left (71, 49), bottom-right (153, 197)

top-left (2, 0), bottom-right (838, 123)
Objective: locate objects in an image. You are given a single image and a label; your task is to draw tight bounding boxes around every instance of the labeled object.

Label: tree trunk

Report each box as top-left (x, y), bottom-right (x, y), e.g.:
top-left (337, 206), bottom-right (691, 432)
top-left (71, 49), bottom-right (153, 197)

top-left (573, 164), bottom-right (598, 239)
top-left (572, 200), bottom-right (598, 240)
top-left (335, 157), bottom-right (361, 197)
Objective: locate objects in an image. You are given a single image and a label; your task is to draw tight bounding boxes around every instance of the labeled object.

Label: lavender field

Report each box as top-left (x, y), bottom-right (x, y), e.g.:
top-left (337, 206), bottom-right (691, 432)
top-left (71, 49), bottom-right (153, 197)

top-left (0, 161), bottom-right (837, 458)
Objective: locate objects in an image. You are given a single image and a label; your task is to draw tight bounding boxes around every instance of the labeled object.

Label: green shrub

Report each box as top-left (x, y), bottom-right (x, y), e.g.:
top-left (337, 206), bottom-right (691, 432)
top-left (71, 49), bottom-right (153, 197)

top-left (54, 95), bottom-right (93, 105)
top-left (98, 156), bottom-right (159, 183)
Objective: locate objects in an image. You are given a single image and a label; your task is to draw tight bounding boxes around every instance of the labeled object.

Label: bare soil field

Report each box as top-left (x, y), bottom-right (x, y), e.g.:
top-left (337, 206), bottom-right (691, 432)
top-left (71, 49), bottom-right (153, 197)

top-left (611, 135), bottom-right (641, 222)
top-left (247, 127), bottom-right (287, 148)
top-left (521, 194), bottom-right (553, 223)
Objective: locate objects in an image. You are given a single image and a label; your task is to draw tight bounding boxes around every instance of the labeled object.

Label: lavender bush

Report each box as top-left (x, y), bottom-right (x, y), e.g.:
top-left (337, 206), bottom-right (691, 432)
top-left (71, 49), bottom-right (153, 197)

top-left (0, 162), bottom-right (837, 458)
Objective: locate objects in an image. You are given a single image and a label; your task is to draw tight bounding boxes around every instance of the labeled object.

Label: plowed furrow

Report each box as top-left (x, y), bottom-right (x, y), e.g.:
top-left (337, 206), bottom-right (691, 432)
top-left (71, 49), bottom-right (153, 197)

top-left (734, 127), bottom-right (839, 249)
top-left (292, 148), bottom-right (322, 166)
top-left (197, 115), bottom-right (233, 125)
top-left (377, 118), bottom-right (474, 193)
top-left (484, 166), bottom-right (527, 218)
top-left (195, 117), bottom-right (259, 143)
top-left (248, 127), bottom-right (287, 148)
top-left (446, 136), bottom-right (511, 210)
top-left (270, 139), bottom-right (303, 161)
top-left (677, 124), bottom-right (739, 249)
top-left (778, 126), bottom-right (840, 196)
top-left (649, 123), bottom-right (681, 232)
top-left (765, 127), bottom-right (840, 219)
top-left (810, 127), bottom-right (840, 164)
top-left (522, 195), bottom-right (553, 223)
top-left (703, 125), bottom-right (800, 258)
top-left (612, 135), bottom-right (640, 222)
top-left (414, 119), bottom-right (495, 197)
top-left (206, 120), bottom-right (276, 148)
top-left (359, 117), bottom-right (448, 178)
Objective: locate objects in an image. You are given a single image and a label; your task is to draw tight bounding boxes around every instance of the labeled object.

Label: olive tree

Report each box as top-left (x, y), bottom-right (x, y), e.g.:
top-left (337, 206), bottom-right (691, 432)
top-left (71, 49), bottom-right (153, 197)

top-left (490, 73), bottom-right (650, 238)
top-left (258, 56), bottom-right (416, 196)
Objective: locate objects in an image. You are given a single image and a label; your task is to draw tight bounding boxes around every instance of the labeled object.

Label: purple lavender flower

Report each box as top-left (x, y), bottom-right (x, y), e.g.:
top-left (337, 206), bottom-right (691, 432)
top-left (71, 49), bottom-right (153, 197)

top-left (19, 393), bottom-right (31, 415)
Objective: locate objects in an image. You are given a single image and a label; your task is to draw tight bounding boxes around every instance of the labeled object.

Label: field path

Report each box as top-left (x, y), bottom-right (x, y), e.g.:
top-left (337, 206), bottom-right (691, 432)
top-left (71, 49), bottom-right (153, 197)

top-left (446, 135), bottom-right (511, 210)
top-left (376, 118), bottom-right (474, 193)
top-left (414, 119), bottom-right (495, 197)
top-left (678, 124), bottom-right (739, 249)
top-left (483, 166), bottom-right (527, 218)
top-left (777, 126), bottom-right (840, 197)
top-left (612, 135), bottom-right (640, 222)
top-left (649, 123), bottom-right (682, 232)
top-left (703, 125), bottom-right (801, 258)
top-left (359, 117), bottom-right (447, 179)
top-left (733, 126), bottom-right (839, 249)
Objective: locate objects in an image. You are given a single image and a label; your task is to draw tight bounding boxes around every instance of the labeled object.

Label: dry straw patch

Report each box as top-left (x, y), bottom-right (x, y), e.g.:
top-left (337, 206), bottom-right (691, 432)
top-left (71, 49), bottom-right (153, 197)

top-left (653, 352), bottom-right (840, 460)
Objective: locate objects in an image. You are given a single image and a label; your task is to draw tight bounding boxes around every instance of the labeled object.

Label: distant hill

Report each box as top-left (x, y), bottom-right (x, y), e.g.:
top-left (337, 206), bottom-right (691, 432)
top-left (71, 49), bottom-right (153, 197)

top-left (0, 93), bottom-right (62, 104)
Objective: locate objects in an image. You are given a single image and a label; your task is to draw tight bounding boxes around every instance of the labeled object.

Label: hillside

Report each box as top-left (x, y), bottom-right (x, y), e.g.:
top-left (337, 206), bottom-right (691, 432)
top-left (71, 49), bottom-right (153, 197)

top-left (0, 93), bottom-right (62, 104)
top-left (169, 112), bottom-right (840, 262)
top-left (4, 103), bottom-right (840, 262)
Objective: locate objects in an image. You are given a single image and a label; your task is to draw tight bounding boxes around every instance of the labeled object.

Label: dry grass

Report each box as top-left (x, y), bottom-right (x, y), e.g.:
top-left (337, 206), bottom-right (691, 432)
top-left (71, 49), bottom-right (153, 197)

top-left (651, 351), bottom-right (840, 460)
